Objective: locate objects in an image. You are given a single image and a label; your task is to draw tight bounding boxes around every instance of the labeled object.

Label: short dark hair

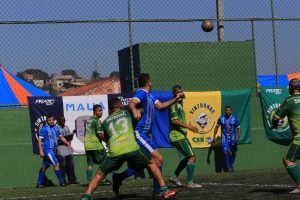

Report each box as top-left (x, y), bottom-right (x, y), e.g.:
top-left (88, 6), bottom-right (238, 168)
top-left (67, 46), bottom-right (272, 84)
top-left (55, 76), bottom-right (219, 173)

top-left (46, 115), bottom-right (54, 120)
top-left (172, 85), bottom-right (182, 94)
top-left (108, 97), bottom-right (122, 110)
top-left (289, 78), bottom-right (300, 91)
top-left (225, 106), bottom-right (231, 109)
top-left (93, 104), bottom-right (102, 112)
top-left (138, 73), bottom-right (151, 87)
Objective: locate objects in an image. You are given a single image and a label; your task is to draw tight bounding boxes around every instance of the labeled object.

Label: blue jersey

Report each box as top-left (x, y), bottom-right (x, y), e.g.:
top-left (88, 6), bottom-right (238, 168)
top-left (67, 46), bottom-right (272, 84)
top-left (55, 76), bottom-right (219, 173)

top-left (39, 124), bottom-right (62, 151)
top-left (217, 115), bottom-right (240, 141)
top-left (133, 89), bottom-right (159, 134)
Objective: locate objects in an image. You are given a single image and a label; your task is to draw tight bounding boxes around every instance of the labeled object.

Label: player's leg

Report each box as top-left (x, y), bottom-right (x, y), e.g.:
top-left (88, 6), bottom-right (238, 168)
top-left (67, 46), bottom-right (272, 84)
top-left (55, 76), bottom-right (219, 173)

top-left (222, 141), bottom-right (232, 171)
top-left (283, 142), bottom-right (300, 193)
top-left (36, 159), bottom-right (50, 188)
top-left (57, 155), bottom-right (67, 183)
top-left (94, 149), bottom-right (111, 185)
top-left (83, 155), bottom-right (123, 199)
top-left (85, 150), bottom-right (94, 184)
top-left (229, 140), bottom-right (238, 170)
top-left (128, 148), bottom-right (178, 199)
top-left (48, 152), bottom-right (65, 186)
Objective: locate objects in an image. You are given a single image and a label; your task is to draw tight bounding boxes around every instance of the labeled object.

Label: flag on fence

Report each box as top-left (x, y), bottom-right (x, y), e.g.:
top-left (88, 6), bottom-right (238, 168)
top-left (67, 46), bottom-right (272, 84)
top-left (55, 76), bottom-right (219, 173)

top-left (260, 87), bottom-right (293, 140)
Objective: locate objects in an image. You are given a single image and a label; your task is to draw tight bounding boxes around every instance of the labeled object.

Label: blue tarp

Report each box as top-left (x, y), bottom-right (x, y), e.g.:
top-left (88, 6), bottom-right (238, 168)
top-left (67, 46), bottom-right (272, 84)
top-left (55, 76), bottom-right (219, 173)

top-left (257, 75), bottom-right (289, 87)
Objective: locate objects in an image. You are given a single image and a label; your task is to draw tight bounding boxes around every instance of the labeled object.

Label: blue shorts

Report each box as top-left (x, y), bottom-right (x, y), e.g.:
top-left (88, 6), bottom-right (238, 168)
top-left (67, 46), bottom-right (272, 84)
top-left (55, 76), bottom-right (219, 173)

top-left (222, 140), bottom-right (238, 153)
top-left (134, 130), bottom-right (157, 154)
top-left (42, 149), bottom-right (59, 167)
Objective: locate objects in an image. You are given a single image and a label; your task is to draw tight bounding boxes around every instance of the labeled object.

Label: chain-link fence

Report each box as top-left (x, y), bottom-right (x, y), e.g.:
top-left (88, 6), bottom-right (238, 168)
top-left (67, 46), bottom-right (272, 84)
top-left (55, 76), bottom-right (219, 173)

top-left (0, 0), bottom-right (299, 97)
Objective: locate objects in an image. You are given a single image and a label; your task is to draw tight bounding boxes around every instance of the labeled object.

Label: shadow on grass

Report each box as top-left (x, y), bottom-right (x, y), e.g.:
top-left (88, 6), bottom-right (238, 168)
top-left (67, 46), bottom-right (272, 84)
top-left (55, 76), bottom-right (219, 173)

top-left (249, 188), bottom-right (291, 194)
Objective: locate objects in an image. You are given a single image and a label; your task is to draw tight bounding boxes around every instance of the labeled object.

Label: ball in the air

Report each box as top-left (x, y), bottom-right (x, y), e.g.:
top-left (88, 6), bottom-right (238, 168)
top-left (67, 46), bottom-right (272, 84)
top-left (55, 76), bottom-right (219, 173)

top-left (202, 20), bottom-right (214, 32)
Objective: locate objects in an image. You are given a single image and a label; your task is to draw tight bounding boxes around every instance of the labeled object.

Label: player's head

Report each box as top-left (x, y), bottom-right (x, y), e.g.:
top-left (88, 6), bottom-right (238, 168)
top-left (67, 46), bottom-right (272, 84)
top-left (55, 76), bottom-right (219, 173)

top-left (57, 115), bottom-right (65, 126)
top-left (138, 73), bottom-right (152, 90)
top-left (172, 84), bottom-right (185, 99)
top-left (225, 106), bottom-right (232, 117)
top-left (108, 97), bottom-right (123, 113)
top-left (93, 104), bottom-right (103, 118)
top-left (46, 115), bottom-right (55, 127)
top-left (289, 78), bottom-right (300, 95)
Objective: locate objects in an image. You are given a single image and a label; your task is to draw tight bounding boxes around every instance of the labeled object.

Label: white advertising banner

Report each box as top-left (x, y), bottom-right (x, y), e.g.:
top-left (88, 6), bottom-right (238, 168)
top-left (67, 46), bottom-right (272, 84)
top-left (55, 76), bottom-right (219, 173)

top-left (63, 95), bottom-right (109, 154)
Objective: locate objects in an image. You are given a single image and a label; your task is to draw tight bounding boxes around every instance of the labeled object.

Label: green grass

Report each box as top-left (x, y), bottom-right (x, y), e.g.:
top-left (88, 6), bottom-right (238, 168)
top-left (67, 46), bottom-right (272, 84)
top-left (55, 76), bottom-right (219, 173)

top-left (0, 169), bottom-right (299, 200)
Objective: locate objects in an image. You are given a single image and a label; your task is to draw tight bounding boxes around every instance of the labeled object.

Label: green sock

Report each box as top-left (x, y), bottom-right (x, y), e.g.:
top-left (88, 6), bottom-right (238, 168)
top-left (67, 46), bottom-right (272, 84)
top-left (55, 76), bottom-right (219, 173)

top-left (160, 186), bottom-right (168, 193)
top-left (171, 173), bottom-right (178, 178)
top-left (186, 162), bottom-right (195, 184)
top-left (86, 169), bottom-right (93, 183)
top-left (287, 165), bottom-right (300, 186)
top-left (82, 194), bottom-right (91, 200)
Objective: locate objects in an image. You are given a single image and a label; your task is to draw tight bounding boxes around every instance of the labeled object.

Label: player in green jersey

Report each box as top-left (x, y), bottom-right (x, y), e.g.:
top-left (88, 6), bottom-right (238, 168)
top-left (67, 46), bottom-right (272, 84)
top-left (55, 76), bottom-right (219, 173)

top-left (84, 104), bottom-right (110, 185)
top-left (81, 97), bottom-right (178, 200)
top-left (168, 85), bottom-right (202, 188)
top-left (272, 78), bottom-right (300, 194)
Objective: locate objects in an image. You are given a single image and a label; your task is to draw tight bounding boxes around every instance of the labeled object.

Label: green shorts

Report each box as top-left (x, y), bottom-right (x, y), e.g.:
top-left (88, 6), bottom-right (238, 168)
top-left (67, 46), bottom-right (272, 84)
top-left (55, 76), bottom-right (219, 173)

top-left (100, 148), bottom-right (150, 175)
top-left (172, 138), bottom-right (195, 158)
top-left (285, 142), bottom-right (300, 162)
top-left (86, 149), bottom-right (106, 166)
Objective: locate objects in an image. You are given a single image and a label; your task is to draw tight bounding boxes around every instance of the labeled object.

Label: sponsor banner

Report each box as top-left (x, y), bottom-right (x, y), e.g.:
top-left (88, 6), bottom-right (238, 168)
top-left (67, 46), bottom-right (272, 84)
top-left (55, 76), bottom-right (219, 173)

top-left (184, 92), bottom-right (222, 148)
top-left (27, 97), bottom-right (64, 154)
top-left (107, 92), bottom-right (134, 111)
top-left (260, 87), bottom-right (292, 140)
top-left (63, 95), bottom-right (109, 154)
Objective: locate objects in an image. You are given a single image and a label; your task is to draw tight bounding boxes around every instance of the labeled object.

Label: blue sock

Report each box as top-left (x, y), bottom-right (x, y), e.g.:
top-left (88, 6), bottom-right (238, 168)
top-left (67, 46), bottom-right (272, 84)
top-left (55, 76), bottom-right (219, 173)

top-left (55, 170), bottom-right (65, 185)
top-left (36, 169), bottom-right (46, 185)
top-left (224, 152), bottom-right (231, 169)
top-left (119, 167), bottom-right (136, 180)
top-left (153, 166), bottom-right (162, 193)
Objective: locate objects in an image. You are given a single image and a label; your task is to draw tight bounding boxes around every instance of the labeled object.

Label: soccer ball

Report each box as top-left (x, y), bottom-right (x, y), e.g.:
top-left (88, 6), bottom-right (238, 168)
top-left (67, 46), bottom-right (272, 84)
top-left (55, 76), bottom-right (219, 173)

top-left (202, 20), bottom-right (214, 32)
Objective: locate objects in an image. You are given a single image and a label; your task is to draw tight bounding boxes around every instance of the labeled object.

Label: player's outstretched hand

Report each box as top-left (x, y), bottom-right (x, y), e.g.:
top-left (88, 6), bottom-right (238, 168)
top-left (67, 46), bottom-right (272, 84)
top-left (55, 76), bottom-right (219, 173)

top-left (175, 92), bottom-right (185, 101)
top-left (188, 125), bottom-right (198, 133)
top-left (39, 151), bottom-right (44, 158)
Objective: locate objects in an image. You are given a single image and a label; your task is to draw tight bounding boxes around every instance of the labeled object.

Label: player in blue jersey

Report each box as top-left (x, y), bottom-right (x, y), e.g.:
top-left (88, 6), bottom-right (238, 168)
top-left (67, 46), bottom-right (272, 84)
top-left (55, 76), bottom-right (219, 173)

top-left (212, 106), bottom-right (241, 172)
top-left (36, 115), bottom-right (73, 187)
top-left (112, 73), bottom-right (184, 198)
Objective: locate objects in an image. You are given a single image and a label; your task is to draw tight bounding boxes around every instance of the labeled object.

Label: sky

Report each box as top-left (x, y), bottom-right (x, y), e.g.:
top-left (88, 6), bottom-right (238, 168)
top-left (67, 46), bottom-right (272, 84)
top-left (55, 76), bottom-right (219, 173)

top-left (0, 0), bottom-right (299, 78)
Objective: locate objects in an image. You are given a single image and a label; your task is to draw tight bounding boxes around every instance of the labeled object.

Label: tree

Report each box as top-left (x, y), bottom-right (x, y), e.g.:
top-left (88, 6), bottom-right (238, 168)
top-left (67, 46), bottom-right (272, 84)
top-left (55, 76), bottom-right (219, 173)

top-left (61, 69), bottom-right (78, 78)
top-left (109, 71), bottom-right (120, 78)
top-left (91, 70), bottom-right (100, 81)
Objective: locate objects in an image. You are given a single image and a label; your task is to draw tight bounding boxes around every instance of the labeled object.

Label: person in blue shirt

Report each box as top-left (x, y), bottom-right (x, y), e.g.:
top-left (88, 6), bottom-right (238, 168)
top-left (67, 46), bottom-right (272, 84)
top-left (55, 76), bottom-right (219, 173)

top-left (36, 115), bottom-right (73, 188)
top-left (212, 106), bottom-right (241, 172)
top-left (112, 73), bottom-right (183, 198)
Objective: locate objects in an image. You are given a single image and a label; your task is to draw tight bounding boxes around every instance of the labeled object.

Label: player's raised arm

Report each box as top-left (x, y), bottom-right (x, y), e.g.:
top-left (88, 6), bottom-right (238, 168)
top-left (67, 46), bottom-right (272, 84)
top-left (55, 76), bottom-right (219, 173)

top-left (155, 92), bottom-right (184, 110)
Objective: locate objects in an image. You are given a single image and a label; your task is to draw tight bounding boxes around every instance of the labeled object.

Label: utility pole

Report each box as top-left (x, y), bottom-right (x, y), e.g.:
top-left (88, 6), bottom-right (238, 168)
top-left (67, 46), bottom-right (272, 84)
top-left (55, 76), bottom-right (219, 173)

top-left (216, 0), bottom-right (224, 42)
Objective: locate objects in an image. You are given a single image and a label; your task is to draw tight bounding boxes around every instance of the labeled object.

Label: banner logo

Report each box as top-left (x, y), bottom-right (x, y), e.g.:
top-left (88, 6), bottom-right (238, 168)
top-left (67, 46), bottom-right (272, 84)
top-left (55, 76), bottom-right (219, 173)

top-left (266, 103), bottom-right (289, 132)
top-left (65, 102), bottom-right (106, 111)
top-left (190, 102), bottom-right (217, 134)
top-left (266, 89), bottom-right (282, 95)
top-left (35, 99), bottom-right (56, 106)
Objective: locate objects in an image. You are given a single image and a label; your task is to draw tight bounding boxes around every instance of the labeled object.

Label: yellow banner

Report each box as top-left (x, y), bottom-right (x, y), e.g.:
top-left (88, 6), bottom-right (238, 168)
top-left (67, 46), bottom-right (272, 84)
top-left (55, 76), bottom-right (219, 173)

top-left (183, 92), bottom-right (221, 148)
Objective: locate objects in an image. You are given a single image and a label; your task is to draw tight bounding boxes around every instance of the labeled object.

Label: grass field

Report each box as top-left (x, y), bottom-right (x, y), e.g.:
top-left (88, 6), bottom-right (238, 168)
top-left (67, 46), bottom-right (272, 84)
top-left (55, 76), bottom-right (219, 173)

top-left (0, 169), bottom-right (299, 200)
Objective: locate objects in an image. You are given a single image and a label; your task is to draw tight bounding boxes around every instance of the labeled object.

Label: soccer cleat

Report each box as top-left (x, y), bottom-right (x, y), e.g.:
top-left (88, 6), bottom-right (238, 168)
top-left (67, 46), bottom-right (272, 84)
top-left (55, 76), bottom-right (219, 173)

top-left (185, 183), bottom-right (203, 189)
top-left (289, 188), bottom-right (300, 194)
top-left (35, 184), bottom-right (44, 188)
top-left (81, 194), bottom-right (91, 200)
top-left (161, 189), bottom-right (178, 199)
top-left (168, 176), bottom-right (183, 187)
top-left (101, 178), bottom-right (111, 185)
top-left (112, 173), bottom-right (122, 195)
top-left (60, 182), bottom-right (67, 187)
